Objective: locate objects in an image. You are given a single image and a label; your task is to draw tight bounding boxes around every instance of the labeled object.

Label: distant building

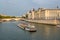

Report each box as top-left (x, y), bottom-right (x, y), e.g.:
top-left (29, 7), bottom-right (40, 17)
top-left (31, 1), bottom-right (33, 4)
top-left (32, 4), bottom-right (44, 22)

top-left (27, 8), bottom-right (60, 20)
top-left (27, 8), bottom-right (35, 19)
top-left (44, 9), bottom-right (60, 19)
top-left (37, 8), bottom-right (45, 19)
top-left (27, 10), bottom-right (32, 19)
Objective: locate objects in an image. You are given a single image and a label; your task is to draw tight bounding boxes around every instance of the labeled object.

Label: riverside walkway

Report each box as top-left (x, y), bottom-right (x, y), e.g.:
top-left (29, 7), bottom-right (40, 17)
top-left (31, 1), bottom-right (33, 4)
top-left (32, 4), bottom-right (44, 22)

top-left (25, 19), bottom-right (60, 25)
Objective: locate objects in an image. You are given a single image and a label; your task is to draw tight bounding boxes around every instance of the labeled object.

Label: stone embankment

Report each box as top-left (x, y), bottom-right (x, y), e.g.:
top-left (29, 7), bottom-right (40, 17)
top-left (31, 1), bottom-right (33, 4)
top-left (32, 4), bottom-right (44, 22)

top-left (25, 19), bottom-right (60, 25)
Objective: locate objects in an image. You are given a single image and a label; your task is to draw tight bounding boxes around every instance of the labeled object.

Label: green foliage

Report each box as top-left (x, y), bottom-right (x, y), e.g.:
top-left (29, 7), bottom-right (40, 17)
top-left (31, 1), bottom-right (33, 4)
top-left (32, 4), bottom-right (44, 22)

top-left (21, 16), bottom-right (25, 18)
top-left (0, 15), bottom-right (3, 18)
top-left (21, 14), bottom-right (28, 19)
top-left (25, 14), bottom-right (28, 18)
top-left (0, 15), bottom-right (16, 18)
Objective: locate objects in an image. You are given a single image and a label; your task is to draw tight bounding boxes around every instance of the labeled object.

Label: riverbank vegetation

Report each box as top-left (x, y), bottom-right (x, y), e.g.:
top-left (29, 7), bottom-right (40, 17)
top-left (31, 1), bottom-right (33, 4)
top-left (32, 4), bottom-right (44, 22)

top-left (0, 15), bottom-right (17, 19)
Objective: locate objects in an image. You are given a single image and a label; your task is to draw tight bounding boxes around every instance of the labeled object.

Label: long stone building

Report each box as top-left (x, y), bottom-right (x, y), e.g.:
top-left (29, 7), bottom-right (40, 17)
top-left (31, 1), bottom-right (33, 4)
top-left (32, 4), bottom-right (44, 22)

top-left (27, 8), bottom-right (60, 20)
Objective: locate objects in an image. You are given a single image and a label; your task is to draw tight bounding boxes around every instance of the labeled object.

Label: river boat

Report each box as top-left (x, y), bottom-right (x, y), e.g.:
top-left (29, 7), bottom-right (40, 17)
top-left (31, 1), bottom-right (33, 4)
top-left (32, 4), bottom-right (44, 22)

top-left (17, 23), bottom-right (36, 32)
top-left (56, 24), bottom-right (60, 28)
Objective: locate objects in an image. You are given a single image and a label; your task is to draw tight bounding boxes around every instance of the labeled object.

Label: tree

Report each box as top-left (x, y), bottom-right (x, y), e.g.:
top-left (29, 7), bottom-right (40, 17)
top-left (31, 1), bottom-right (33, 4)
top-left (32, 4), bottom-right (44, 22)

top-left (25, 14), bottom-right (28, 19)
top-left (0, 15), bottom-right (3, 19)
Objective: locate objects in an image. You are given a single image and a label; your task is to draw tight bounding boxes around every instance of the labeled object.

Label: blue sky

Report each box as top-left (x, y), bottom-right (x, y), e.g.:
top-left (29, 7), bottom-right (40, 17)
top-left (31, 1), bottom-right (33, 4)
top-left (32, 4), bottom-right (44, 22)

top-left (0, 0), bottom-right (60, 16)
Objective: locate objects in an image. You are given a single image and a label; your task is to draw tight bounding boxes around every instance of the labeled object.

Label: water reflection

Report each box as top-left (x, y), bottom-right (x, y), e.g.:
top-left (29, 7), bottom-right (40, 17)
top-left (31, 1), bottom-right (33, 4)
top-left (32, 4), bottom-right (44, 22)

top-left (27, 22), bottom-right (60, 40)
top-left (0, 21), bottom-right (60, 40)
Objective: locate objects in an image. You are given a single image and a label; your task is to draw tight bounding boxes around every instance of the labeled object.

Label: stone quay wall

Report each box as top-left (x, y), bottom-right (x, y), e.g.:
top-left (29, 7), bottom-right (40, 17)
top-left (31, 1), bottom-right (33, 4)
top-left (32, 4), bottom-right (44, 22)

top-left (25, 19), bottom-right (60, 25)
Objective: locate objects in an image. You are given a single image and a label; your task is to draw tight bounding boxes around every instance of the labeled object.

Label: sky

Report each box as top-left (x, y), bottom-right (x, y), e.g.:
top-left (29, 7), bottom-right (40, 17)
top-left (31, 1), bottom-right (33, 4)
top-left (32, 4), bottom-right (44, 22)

top-left (0, 0), bottom-right (60, 16)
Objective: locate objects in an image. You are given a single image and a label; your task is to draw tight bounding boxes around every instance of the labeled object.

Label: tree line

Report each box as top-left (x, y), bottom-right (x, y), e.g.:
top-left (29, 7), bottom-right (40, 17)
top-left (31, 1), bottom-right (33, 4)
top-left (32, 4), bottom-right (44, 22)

top-left (0, 15), bottom-right (16, 19)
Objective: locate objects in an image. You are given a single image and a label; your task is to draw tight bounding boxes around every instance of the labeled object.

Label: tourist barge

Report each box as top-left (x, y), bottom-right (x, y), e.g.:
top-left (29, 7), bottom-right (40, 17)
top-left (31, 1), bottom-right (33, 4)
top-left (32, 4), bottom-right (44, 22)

top-left (56, 24), bottom-right (60, 28)
top-left (17, 23), bottom-right (36, 32)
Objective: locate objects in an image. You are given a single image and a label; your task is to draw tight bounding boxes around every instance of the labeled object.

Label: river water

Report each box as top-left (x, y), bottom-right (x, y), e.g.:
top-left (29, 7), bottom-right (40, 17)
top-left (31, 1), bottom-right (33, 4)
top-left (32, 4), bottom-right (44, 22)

top-left (0, 21), bottom-right (60, 40)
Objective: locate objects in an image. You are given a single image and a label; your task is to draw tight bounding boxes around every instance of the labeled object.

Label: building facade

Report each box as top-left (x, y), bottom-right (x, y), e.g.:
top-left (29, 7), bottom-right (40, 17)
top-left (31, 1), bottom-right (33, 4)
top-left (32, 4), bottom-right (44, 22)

top-left (27, 8), bottom-right (60, 20)
top-left (27, 9), bottom-right (35, 19)
top-left (45, 9), bottom-right (60, 19)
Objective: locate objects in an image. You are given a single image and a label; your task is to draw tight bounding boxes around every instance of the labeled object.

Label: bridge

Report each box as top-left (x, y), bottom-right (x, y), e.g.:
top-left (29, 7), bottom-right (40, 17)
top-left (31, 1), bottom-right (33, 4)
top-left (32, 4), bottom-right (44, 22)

top-left (1, 18), bottom-right (24, 21)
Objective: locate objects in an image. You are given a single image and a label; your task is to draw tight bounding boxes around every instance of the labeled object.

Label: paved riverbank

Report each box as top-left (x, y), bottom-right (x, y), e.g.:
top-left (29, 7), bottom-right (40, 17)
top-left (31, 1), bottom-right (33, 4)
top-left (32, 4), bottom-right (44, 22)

top-left (25, 19), bottom-right (60, 25)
